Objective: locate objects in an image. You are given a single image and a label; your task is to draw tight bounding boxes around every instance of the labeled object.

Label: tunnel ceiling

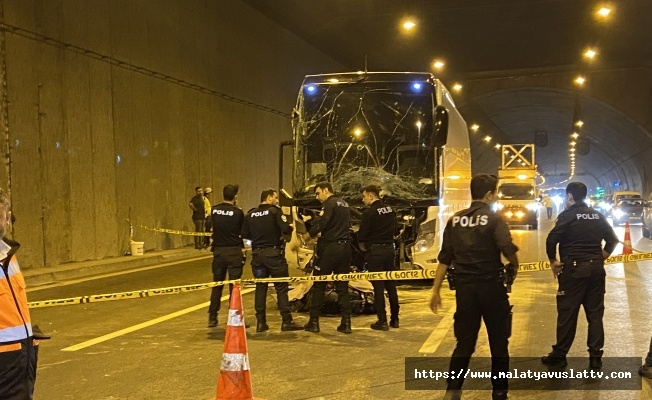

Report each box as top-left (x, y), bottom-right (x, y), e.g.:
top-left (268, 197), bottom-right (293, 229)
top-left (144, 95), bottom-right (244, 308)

top-left (464, 88), bottom-right (652, 191)
top-left (245, 0), bottom-right (652, 193)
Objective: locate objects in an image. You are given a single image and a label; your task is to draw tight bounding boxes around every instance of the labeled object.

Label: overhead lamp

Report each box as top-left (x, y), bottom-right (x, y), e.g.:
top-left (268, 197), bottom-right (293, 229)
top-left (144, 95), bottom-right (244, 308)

top-left (570, 141), bottom-right (576, 146)
top-left (575, 120), bottom-right (584, 128)
top-left (503, 150), bottom-right (509, 155)
top-left (328, 78), bottom-right (339, 83)
top-left (470, 124), bottom-right (480, 132)
top-left (494, 143), bottom-right (501, 149)
top-left (483, 135), bottom-right (491, 142)
top-left (353, 127), bottom-right (363, 138)
top-left (453, 83), bottom-right (463, 92)
top-left (433, 60), bottom-right (445, 70)
top-left (570, 148), bottom-right (575, 153)
top-left (571, 132), bottom-right (579, 139)
top-left (402, 20), bottom-right (416, 31)
top-left (416, 121), bottom-right (422, 128)
top-left (574, 76), bottom-right (586, 86)
top-left (583, 49), bottom-right (597, 60)
top-left (597, 7), bottom-right (611, 17)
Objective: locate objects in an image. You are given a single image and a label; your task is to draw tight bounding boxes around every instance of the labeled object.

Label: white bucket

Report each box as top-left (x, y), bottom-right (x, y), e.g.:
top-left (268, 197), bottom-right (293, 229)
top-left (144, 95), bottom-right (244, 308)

top-left (130, 241), bottom-right (144, 256)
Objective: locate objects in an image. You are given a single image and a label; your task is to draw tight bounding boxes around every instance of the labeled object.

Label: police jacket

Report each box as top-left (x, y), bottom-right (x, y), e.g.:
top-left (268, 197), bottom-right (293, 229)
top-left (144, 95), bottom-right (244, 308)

top-left (0, 238), bottom-right (33, 345)
top-left (546, 201), bottom-right (617, 262)
top-left (211, 202), bottom-right (244, 247)
top-left (438, 201), bottom-right (518, 277)
top-left (308, 196), bottom-right (350, 242)
top-left (242, 204), bottom-right (293, 248)
top-left (357, 199), bottom-right (395, 245)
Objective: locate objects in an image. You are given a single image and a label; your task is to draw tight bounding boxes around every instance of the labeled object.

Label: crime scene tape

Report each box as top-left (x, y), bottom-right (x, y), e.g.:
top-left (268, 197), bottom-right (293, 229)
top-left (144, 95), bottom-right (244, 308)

top-left (138, 225), bottom-right (211, 237)
top-left (27, 251), bottom-right (652, 309)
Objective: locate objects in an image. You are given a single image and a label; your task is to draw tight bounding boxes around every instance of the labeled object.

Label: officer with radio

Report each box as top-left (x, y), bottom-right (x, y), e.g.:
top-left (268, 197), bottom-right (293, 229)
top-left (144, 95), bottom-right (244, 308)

top-left (242, 189), bottom-right (302, 332)
top-left (430, 174), bottom-right (519, 400)
top-left (357, 184), bottom-right (399, 331)
top-left (542, 182), bottom-right (618, 369)
top-left (207, 184), bottom-right (245, 328)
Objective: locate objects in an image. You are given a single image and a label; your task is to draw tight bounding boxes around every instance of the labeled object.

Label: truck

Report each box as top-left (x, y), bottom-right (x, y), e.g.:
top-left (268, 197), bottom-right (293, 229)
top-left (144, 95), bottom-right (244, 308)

top-left (279, 72), bottom-right (471, 271)
top-left (493, 144), bottom-right (539, 229)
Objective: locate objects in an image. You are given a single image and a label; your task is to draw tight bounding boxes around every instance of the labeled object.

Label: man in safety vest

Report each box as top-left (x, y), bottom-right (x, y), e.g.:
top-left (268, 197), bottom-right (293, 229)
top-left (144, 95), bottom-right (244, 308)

top-left (0, 187), bottom-right (39, 399)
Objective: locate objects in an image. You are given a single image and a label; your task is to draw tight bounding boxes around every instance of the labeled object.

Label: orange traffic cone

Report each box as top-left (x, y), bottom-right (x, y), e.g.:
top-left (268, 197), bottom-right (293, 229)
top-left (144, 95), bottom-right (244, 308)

top-left (214, 283), bottom-right (261, 400)
top-left (622, 220), bottom-right (633, 255)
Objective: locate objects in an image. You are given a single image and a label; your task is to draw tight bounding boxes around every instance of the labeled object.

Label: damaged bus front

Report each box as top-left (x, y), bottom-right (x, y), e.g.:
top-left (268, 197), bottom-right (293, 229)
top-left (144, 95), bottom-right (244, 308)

top-left (280, 72), bottom-right (471, 271)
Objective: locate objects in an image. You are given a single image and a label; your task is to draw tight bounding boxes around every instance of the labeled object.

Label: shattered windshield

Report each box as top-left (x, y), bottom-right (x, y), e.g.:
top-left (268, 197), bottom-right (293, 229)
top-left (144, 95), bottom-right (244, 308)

top-left (499, 183), bottom-right (535, 200)
top-left (293, 81), bottom-right (437, 201)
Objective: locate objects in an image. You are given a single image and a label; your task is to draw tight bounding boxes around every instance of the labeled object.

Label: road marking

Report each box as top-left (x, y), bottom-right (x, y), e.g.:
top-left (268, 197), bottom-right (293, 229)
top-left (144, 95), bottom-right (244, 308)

top-left (61, 288), bottom-right (255, 352)
top-left (419, 304), bottom-right (455, 354)
top-left (27, 255), bottom-right (212, 292)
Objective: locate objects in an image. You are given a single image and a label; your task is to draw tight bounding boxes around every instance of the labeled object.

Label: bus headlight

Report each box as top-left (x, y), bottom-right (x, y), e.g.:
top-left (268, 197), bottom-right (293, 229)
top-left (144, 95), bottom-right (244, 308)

top-left (526, 202), bottom-right (539, 211)
top-left (515, 211), bottom-right (525, 219)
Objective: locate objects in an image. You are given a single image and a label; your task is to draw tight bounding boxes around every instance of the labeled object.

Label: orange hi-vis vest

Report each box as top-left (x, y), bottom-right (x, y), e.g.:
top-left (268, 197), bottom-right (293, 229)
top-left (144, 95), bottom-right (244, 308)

top-left (0, 238), bottom-right (32, 347)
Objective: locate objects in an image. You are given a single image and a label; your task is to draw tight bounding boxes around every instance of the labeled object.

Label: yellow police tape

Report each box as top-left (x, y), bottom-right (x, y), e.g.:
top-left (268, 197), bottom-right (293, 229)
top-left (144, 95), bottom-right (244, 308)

top-left (27, 251), bottom-right (652, 309)
top-left (138, 225), bottom-right (211, 237)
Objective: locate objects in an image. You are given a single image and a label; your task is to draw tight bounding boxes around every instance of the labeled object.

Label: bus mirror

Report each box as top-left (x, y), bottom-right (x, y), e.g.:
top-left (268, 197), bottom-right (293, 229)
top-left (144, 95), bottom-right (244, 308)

top-left (279, 188), bottom-right (293, 208)
top-left (432, 105), bottom-right (449, 147)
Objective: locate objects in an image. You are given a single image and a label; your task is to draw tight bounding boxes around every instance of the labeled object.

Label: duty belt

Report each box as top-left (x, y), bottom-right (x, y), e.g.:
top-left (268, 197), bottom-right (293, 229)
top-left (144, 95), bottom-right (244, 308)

top-left (253, 245), bottom-right (283, 250)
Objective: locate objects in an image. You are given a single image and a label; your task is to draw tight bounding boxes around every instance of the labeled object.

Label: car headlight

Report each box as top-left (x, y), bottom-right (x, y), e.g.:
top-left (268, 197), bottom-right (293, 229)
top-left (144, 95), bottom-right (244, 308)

top-left (526, 202), bottom-right (539, 211)
top-left (414, 233), bottom-right (435, 253)
top-left (613, 209), bottom-right (625, 218)
top-left (515, 211), bottom-right (525, 219)
top-left (601, 202), bottom-right (612, 211)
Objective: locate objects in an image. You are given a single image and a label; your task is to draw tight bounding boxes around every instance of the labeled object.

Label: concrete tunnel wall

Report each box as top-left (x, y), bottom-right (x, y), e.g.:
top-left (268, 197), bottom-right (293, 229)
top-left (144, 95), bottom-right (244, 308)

top-left (0, 0), bottom-right (343, 269)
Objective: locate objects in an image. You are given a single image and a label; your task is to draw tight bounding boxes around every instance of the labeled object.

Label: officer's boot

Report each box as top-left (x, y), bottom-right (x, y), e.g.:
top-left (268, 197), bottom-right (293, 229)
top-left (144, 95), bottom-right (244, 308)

top-left (492, 390), bottom-right (508, 400)
top-left (639, 364), bottom-right (652, 379)
top-left (370, 319), bottom-right (389, 331)
top-left (589, 349), bottom-right (603, 369)
top-left (390, 315), bottom-right (399, 329)
top-left (281, 320), bottom-right (303, 332)
top-left (207, 313), bottom-right (218, 328)
top-left (541, 353), bottom-right (567, 368)
top-left (304, 318), bottom-right (320, 333)
top-left (337, 317), bottom-right (352, 334)
top-left (256, 316), bottom-right (269, 333)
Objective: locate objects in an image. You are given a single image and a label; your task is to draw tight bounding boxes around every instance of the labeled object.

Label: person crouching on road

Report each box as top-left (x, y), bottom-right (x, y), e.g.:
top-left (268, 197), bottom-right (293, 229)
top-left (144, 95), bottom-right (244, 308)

top-left (241, 189), bottom-right (302, 333)
top-left (0, 187), bottom-right (39, 400)
top-left (542, 182), bottom-right (618, 370)
top-left (207, 184), bottom-right (245, 328)
top-left (357, 184), bottom-right (399, 331)
top-left (300, 182), bottom-right (353, 334)
top-left (430, 174), bottom-right (519, 400)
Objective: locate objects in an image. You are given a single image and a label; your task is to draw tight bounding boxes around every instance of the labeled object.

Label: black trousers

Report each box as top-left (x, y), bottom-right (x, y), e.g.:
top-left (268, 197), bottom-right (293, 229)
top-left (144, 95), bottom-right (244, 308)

top-left (193, 219), bottom-right (205, 248)
top-left (365, 245), bottom-right (399, 322)
top-left (646, 337), bottom-right (652, 366)
top-left (310, 242), bottom-right (351, 319)
top-left (448, 280), bottom-right (510, 392)
top-left (208, 246), bottom-right (244, 317)
top-left (251, 248), bottom-right (292, 323)
top-left (551, 262), bottom-right (605, 356)
top-left (0, 338), bottom-right (38, 400)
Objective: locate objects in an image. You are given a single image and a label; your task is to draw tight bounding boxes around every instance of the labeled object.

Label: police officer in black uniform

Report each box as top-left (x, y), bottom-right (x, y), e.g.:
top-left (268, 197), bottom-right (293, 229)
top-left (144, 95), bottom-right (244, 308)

top-left (357, 184), bottom-right (399, 331)
top-left (430, 174), bottom-right (519, 400)
top-left (241, 189), bottom-right (302, 333)
top-left (542, 182), bottom-right (618, 369)
top-left (300, 182), bottom-right (352, 334)
top-left (207, 184), bottom-right (245, 328)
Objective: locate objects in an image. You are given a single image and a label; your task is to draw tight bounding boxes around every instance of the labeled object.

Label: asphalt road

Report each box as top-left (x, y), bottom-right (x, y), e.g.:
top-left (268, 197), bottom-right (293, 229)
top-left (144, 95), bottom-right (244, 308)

top-left (28, 214), bottom-right (652, 400)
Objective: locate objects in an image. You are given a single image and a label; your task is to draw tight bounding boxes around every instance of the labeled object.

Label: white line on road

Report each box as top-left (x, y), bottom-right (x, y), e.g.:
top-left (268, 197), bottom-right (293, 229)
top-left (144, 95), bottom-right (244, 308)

top-left (61, 288), bottom-right (255, 352)
top-left (419, 304), bottom-right (455, 354)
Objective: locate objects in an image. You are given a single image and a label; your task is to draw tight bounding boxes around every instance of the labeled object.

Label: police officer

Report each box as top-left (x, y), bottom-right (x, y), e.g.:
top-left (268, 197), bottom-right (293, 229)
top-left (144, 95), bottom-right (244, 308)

top-left (207, 184), bottom-right (245, 328)
top-left (357, 184), bottom-right (399, 331)
top-left (300, 182), bottom-right (352, 334)
top-left (542, 182), bottom-right (618, 369)
top-left (430, 174), bottom-right (519, 400)
top-left (241, 189), bottom-right (302, 332)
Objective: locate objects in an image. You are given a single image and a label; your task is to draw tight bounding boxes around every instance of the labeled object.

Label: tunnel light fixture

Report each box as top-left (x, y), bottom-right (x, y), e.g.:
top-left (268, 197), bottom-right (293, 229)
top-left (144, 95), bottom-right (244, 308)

top-left (483, 135), bottom-right (492, 142)
top-left (453, 83), bottom-right (463, 92)
top-left (402, 20), bottom-right (417, 31)
top-left (597, 7), bottom-right (611, 17)
top-left (575, 120), bottom-right (584, 128)
top-left (574, 76), bottom-right (586, 86)
top-left (494, 143), bottom-right (501, 149)
top-left (328, 78), bottom-right (339, 83)
top-left (570, 148), bottom-right (576, 153)
top-left (353, 127), bottom-right (363, 138)
top-left (583, 49), bottom-right (597, 60)
top-left (570, 141), bottom-right (576, 146)
top-left (503, 150), bottom-right (509, 155)
top-left (416, 121), bottom-right (422, 128)
top-left (470, 124), bottom-right (480, 132)
top-left (571, 132), bottom-right (580, 139)
top-left (433, 60), bottom-right (445, 70)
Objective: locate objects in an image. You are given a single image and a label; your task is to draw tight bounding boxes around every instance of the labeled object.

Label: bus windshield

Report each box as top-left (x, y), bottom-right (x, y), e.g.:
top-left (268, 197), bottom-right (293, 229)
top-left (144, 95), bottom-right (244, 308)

top-left (293, 81), bottom-right (438, 200)
top-left (499, 183), bottom-right (535, 200)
